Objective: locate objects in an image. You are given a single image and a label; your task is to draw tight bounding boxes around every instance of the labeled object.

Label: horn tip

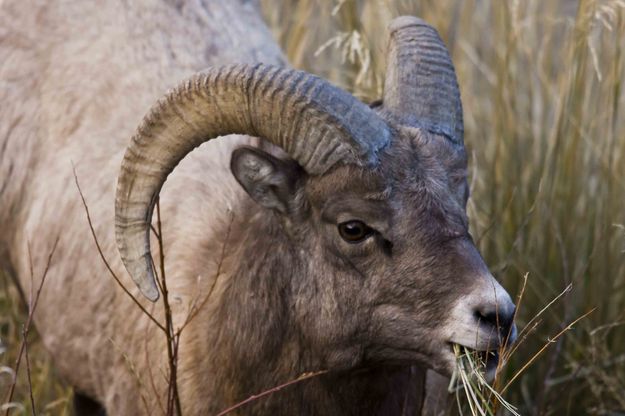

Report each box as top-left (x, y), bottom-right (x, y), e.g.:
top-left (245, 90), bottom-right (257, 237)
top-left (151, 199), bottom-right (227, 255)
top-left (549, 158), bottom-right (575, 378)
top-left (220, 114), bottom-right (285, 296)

top-left (139, 275), bottom-right (160, 302)
top-left (129, 261), bottom-right (160, 302)
top-left (388, 16), bottom-right (428, 34)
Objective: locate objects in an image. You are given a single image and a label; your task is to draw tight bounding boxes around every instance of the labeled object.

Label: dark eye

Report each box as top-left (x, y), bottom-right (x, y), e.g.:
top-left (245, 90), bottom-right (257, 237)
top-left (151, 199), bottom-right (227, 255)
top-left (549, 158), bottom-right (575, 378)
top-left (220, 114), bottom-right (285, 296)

top-left (338, 220), bottom-right (374, 243)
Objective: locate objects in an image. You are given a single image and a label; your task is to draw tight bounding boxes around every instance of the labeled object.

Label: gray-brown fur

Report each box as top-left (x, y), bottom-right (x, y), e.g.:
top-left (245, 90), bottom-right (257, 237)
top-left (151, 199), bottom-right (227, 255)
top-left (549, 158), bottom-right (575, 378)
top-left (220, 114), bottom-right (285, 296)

top-left (0, 1), bottom-right (516, 415)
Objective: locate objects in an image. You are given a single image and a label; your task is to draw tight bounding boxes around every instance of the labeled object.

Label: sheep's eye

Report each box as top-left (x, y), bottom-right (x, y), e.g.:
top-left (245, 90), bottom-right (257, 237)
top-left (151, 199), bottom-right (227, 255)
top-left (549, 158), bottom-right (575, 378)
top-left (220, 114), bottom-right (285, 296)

top-left (338, 220), bottom-right (374, 243)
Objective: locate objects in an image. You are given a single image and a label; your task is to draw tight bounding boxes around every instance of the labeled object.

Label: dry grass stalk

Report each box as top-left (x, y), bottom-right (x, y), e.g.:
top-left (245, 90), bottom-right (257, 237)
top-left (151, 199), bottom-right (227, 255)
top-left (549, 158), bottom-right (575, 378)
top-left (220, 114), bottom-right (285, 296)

top-left (451, 273), bottom-right (595, 415)
top-left (215, 370), bottom-right (328, 416)
top-left (75, 168), bottom-right (238, 416)
top-left (451, 344), bottom-right (520, 416)
top-left (75, 172), bottom-right (182, 415)
top-left (2, 238), bottom-right (59, 416)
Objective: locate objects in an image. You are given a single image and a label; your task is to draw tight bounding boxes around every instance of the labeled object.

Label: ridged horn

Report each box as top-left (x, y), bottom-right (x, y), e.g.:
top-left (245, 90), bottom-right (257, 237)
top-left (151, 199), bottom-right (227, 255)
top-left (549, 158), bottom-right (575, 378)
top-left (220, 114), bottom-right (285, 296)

top-left (115, 63), bottom-right (390, 301)
top-left (383, 16), bottom-right (464, 145)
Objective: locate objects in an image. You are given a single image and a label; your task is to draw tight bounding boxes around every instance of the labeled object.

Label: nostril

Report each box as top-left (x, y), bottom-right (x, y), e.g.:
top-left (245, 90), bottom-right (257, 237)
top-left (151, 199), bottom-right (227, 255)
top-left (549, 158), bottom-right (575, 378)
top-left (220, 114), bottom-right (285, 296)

top-left (474, 306), bottom-right (516, 338)
top-left (474, 309), bottom-right (499, 327)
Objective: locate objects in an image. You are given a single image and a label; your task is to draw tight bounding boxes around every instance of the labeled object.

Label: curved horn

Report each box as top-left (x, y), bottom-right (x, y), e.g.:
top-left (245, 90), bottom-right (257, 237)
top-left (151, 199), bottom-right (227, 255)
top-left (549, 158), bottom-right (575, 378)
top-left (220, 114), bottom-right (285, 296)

top-left (383, 16), bottom-right (463, 145)
top-left (115, 63), bottom-right (390, 301)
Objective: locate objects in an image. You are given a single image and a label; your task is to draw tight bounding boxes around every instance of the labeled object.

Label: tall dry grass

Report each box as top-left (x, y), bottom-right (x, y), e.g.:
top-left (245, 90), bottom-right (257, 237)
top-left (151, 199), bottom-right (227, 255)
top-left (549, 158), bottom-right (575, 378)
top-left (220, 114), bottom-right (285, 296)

top-left (1, 0), bottom-right (624, 414)
top-left (262, 0), bottom-right (625, 413)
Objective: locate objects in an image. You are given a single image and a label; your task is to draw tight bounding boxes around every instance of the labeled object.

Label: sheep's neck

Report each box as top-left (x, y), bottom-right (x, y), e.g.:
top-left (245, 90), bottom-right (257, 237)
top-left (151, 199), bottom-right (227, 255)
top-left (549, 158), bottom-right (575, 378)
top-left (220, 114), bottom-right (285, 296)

top-left (204, 204), bottom-right (427, 415)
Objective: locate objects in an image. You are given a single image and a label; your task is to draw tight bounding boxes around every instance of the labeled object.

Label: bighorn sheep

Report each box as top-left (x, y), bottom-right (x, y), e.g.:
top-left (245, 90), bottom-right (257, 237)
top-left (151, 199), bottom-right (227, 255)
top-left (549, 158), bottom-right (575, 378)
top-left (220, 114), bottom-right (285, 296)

top-left (0, 1), bottom-right (517, 415)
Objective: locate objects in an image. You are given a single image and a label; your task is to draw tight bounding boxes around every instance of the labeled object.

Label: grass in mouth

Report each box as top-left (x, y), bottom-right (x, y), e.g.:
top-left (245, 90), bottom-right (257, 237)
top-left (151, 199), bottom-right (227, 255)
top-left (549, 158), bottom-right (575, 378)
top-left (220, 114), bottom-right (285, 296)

top-left (450, 344), bottom-right (520, 416)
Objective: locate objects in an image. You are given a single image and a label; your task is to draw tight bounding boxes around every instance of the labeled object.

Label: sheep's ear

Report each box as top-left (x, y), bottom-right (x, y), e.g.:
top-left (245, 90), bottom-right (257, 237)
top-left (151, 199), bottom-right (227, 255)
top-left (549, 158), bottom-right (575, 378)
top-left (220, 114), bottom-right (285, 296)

top-left (231, 146), bottom-right (306, 215)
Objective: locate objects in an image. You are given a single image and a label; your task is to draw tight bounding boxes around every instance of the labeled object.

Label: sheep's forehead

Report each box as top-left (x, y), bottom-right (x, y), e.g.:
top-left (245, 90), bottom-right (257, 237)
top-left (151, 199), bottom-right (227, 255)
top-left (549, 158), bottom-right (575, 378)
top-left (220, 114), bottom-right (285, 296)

top-left (308, 134), bottom-right (455, 208)
top-left (306, 134), bottom-right (466, 244)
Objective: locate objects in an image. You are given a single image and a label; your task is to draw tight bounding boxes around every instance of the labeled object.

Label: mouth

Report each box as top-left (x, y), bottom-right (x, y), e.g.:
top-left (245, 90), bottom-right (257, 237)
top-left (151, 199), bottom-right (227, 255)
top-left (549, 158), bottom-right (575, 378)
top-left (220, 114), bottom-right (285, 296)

top-left (445, 343), bottom-right (521, 415)
top-left (445, 343), bottom-right (500, 381)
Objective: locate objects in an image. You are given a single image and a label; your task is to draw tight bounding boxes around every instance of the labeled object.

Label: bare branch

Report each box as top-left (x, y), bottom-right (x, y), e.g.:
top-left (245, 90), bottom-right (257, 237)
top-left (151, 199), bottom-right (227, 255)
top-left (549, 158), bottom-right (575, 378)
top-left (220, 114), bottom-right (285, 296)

top-left (22, 329), bottom-right (36, 416)
top-left (215, 370), bottom-right (328, 416)
top-left (153, 199), bottom-right (182, 416)
top-left (501, 308), bottom-right (596, 394)
top-left (180, 210), bottom-right (234, 332)
top-left (72, 165), bottom-right (165, 332)
top-left (3, 236), bottom-right (59, 416)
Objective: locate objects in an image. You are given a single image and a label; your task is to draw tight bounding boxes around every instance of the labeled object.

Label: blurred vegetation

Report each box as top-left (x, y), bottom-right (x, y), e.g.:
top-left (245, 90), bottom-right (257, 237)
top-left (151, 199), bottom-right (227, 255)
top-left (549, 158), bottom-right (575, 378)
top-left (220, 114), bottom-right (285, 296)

top-left (1, 271), bottom-right (72, 415)
top-left (2, 0), bottom-right (624, 414)
top-left (262, 0), bottom-right (625, 414)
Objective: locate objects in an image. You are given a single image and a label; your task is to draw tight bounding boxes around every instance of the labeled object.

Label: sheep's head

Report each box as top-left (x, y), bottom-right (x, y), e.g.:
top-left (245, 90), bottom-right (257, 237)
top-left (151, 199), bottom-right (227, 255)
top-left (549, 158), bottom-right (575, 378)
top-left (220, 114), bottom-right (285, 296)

top-left (115, 16), bottom-right (516, 377)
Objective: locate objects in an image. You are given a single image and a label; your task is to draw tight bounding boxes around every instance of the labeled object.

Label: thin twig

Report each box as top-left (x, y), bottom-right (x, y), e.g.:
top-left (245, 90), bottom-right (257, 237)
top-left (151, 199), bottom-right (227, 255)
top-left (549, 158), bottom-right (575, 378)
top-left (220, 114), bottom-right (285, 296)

top-left (215, 370), bottom-right (328, 416)
top-left (501, 308), bottom-right (595, 394)
top-left (4, 237), bottom-right (59, 416)
top-left (504, 283), bottom-right (573, 361)
top-left (154, 199), bottom-right (182, 416)
top-left (490, 273), bottom-right (528, 412)
top-left (22, 328), bottom-right (36, 416)
top-left (72, 166), bottom-right (165, 332)
top-left (180, 210), bottom-right (234, 331)
top-left (143, 313), bottom-right (165, 416)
